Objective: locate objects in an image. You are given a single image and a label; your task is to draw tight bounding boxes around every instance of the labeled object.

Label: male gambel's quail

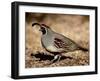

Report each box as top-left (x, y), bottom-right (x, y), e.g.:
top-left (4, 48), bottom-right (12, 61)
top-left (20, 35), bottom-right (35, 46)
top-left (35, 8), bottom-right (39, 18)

top-left (32, 23), bottom-right (88, 63)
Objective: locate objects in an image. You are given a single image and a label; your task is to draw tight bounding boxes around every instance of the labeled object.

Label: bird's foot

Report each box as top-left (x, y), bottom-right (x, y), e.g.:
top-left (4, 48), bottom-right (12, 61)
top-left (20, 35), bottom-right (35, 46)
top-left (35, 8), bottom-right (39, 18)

top-left (51, 55), bottom-right (61, 63)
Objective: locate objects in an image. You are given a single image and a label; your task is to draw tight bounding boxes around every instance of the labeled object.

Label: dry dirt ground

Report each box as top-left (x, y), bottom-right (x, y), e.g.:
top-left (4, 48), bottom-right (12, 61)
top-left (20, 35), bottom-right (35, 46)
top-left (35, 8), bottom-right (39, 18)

top-left (25, 13), bottom-right (89, 68)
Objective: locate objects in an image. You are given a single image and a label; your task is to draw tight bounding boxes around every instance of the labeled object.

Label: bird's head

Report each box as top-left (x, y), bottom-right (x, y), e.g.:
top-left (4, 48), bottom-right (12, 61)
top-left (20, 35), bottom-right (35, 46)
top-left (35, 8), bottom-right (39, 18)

top-left (32, 23), bottom-right (50, 35)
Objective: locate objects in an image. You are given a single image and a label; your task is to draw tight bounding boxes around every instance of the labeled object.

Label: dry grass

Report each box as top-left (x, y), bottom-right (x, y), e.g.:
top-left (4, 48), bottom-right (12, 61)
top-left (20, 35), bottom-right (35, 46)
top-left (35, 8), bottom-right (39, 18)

top-left (25, 13), bottom-right (89, 68)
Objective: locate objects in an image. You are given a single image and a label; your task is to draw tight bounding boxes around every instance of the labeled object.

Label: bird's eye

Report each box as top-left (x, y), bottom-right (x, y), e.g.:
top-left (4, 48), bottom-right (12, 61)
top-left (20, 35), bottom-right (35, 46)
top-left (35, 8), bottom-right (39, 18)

top-left (41, 27), bottom-right (46, 35)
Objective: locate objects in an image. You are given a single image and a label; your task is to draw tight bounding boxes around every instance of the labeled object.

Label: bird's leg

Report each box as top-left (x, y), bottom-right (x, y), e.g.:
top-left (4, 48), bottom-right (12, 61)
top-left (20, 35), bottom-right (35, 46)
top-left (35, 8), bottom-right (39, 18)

top-left (52, 55), bottom-right (61, 63)
top-left (56, 55), bottom-right (61, 62)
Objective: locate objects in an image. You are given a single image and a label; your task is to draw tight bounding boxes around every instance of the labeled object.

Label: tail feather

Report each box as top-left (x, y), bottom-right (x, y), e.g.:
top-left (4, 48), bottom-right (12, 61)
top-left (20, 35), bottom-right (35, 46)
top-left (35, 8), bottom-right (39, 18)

top-left (79, 46), bottom-right (88, 51)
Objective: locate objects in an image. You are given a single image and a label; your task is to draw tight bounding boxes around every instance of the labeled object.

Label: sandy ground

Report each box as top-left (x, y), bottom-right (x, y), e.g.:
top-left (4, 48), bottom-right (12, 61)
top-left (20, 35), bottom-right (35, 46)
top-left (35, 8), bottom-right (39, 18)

top-left (25, 13), bottom-right (89, 68)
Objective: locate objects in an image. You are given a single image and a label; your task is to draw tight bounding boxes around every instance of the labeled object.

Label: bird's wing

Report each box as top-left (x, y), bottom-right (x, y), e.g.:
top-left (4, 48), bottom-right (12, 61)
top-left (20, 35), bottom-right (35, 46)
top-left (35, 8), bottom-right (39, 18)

top-left (53, 32), bottom-right (80, 52)
top-left (54, 38), bottom-right (70, 49)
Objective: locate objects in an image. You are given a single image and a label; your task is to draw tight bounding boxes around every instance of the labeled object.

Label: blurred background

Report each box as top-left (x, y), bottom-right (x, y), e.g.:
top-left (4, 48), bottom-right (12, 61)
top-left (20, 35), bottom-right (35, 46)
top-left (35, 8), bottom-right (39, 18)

top-left (25, 12), bottom-right (89, 68)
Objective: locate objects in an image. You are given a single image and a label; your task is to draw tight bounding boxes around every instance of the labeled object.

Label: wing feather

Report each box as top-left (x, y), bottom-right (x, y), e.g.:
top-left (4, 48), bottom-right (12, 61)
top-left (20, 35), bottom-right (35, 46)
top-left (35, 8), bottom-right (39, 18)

top-left (54, 38), bottom-right (70, 49)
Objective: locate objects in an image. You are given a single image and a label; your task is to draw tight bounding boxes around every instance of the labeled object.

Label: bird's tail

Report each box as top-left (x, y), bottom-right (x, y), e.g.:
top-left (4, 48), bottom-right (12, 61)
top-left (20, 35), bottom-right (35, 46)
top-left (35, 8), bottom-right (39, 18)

top-left (79, 46), bottom-right (88, 51)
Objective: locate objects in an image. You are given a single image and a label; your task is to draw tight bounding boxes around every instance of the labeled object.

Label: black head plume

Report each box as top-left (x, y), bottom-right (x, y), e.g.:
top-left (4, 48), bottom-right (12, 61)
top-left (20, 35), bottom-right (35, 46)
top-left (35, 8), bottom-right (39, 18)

top-left (32, 23), bottom-right (50, 35)
top-left (32, 23), bottom-right (50, 28)
top-left (32, 23), bottom-right (41, 27)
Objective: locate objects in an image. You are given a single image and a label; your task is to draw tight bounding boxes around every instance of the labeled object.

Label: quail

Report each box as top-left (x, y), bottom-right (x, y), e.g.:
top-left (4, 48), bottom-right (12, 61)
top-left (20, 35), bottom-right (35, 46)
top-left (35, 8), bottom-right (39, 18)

top-left (32, 23), bottom-right (88, 63)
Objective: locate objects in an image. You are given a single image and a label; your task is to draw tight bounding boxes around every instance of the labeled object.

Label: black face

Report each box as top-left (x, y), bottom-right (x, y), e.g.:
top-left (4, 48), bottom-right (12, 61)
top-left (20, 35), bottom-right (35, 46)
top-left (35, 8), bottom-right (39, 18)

top-left (40, 27), bottom-right (46, 35)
